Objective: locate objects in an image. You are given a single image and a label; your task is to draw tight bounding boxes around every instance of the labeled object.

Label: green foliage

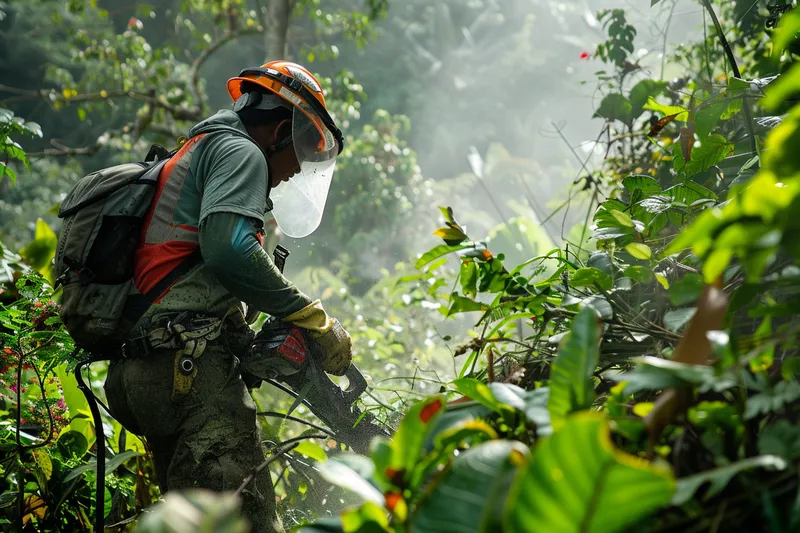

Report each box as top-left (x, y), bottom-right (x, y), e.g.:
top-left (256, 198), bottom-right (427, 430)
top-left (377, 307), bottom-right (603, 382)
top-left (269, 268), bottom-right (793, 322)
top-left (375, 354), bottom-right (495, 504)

top-left (505, 413), bottom-right (674, 533)
top-left (288, 3), bottom-right (800, 532)
top-left (0, 107), bottom-right (41, 186)
top-left (594, 9), bottom-right (637, 69)
top-left (547, 308), bottom-right (600, 430)
top-left (4, 0), bottom-right (800, 531)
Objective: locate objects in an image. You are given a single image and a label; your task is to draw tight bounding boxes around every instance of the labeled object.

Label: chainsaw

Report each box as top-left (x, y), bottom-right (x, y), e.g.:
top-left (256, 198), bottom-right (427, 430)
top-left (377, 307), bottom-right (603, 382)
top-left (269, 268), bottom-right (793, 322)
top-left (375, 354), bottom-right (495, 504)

top-left (242, 245), bottom-right (391, 454)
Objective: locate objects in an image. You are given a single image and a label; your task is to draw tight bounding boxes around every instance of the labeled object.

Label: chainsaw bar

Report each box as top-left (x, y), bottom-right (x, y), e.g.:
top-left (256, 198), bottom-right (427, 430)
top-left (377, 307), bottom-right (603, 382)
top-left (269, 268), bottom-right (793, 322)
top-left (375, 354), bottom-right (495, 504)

top-left (263, 339), bottom-right (391, 454)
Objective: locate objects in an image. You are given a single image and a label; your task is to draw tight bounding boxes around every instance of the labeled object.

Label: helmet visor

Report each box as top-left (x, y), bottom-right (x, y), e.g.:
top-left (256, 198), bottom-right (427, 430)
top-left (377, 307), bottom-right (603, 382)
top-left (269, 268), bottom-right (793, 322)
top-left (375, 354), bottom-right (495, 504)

top-left (269, 107), bottom-right (338, 238)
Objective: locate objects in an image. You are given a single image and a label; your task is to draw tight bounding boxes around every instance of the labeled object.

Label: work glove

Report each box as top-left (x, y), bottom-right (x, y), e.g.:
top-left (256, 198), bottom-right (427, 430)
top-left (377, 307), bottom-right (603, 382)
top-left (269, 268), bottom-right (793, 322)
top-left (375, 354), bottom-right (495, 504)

top-left (284, 299), bottom-right (352, 376)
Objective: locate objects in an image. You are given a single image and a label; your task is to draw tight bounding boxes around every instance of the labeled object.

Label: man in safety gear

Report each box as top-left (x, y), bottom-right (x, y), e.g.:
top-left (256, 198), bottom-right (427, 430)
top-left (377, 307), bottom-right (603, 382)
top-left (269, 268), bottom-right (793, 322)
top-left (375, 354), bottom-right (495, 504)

top-left (103, 61), bottom-right (350, 533)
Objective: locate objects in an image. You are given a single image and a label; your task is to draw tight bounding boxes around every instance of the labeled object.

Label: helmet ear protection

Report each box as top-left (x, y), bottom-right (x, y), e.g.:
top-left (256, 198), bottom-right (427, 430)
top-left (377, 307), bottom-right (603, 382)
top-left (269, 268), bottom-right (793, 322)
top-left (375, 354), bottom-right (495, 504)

top-left (232, 90), bottom-right (261, 113)
top-left (233, 90), bottom-right (289, 113)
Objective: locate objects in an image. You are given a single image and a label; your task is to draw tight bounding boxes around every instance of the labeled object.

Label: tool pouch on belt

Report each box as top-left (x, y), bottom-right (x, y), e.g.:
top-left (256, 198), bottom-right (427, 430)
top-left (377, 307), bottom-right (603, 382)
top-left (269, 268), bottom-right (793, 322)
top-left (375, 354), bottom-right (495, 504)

top-left (141, 314), bottom-right (243, 400)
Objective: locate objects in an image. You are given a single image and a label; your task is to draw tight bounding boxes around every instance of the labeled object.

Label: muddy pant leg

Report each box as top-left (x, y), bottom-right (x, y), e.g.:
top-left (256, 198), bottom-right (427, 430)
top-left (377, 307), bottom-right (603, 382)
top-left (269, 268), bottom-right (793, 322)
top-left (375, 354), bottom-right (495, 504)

top-left (167, 346), bottom-right (282, 533)
top-left (105, 345), bottom-right (281, 533)
top-left (106, 354), bottom-right (183, 494)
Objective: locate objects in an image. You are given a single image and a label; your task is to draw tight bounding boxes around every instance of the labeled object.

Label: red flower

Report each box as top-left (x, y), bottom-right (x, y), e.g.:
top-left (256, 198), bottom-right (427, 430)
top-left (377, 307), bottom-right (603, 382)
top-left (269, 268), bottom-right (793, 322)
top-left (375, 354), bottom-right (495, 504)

top-left (127, 17), bottom-right (143, 30)
top-left (579, 52), bottom-right (591, 60)
top-left (419, 398), bottom-right (443, 423)
top-left (385, 492), bottom-right (403, 512)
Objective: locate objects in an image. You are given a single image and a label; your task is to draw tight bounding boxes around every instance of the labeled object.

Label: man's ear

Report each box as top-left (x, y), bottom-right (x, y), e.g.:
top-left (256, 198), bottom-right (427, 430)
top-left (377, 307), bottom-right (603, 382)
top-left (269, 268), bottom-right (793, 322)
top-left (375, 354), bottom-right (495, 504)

top-left (273, 119), bottom-right (293, 144)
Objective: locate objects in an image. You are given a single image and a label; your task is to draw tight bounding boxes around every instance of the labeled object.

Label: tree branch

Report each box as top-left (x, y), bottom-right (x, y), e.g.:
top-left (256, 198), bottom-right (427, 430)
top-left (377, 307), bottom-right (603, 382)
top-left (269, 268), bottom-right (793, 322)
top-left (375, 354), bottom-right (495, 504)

top-left (28, 122), bottom-right (135, 158)
top-left (189, 25), bottom-right (262, 113)
top-left (235, 441), bottom-right (298, 496)
top-left (3, 87), bottom-right (203, 122)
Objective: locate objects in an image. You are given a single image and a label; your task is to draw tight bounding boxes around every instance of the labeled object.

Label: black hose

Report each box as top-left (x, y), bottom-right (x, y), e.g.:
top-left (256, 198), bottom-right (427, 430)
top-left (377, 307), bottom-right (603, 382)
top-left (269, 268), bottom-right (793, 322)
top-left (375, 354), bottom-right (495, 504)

top-left (74, 360), bottom-right (105, 532)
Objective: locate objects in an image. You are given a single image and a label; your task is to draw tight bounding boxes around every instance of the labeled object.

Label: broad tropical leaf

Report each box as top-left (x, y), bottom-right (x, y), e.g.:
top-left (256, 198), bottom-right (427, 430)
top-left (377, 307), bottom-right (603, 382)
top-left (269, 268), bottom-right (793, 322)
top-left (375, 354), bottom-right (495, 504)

top-left (410, 441), bottom-right (528, 533)
top-left (547, 307), bottom-right (602, 430)
top-left (504, 413), bottom-right (675, 533)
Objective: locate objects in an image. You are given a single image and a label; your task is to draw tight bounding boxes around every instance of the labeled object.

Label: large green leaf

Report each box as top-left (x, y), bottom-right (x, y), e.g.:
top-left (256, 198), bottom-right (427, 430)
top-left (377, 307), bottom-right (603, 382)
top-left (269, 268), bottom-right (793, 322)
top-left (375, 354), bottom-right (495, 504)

top-left (668, 273), bottom-right (704, 306)
top-left (342, 502), bottom-right (393, 533)
top-left (758, 420), bottom-right (800, 460)
top-left (415, 244), bottom-right (473, 269)
top-left (672, 455), bottom-right (787, 505)
top-left (773, 7), bottom-right (800, 55)
top-left (459, 260), bottom-right (478, 298)
top-left (616, 356), bottom-right (736, 395)
top-left (643, 97), bottom-right (688, 121)
top-left (593, 93), bottom-right (633, 125)
top-left (672, 134), bottom-right (734, 178)
top-left (446, 293), bottom-right (487, 317)
top-left (424, 403), bottom-right (494, 452)
top-left (505, 413), bottom-right (675, 533)
top-left (371, 396), bottom-right (446, 491)
top-left (410, 440), bottom-right (528, 533)
top-left (547, 307), bottom-right (601, 430)
top-left (625, 242), bottom-right (652, 260)
top-left (56, 364), bottom-right (95, 448)
top-left (570, 267), bottom-right (612, 290)
top-left (663, 307), bottom-right (697, 332)
top-left (629, 80), bottom-right (666, 119)
top-left (64, 449), bottom-right (142, 482)
top-left (622, 175), bottom-right (662, 196)
top-left (18, 218), bottom-right (57, 282)
top-left (452, 378), bottom-right (512, 414)
top-left (318, 456), bottom-right (384, 505)
top-left (56, 430), bottom-right (90, 460)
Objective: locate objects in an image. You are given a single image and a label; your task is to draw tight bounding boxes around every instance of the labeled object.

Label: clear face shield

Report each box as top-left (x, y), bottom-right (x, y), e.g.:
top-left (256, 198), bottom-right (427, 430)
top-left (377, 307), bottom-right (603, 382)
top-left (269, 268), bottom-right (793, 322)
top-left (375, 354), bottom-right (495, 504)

top-left (269, 106), bottom-right (339, 238)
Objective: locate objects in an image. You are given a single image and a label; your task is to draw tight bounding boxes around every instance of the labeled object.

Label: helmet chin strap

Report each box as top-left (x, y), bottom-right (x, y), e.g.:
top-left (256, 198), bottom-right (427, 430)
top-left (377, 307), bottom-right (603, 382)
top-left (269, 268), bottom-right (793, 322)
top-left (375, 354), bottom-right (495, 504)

top-left (264, 155), bottom-right (275, 213)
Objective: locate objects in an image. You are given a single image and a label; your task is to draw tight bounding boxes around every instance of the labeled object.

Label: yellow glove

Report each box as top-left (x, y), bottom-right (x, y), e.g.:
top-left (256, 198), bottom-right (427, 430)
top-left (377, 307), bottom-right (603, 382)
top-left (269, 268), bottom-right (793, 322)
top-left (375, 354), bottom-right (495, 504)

top-left (284, 300), bottom-right (352, 375)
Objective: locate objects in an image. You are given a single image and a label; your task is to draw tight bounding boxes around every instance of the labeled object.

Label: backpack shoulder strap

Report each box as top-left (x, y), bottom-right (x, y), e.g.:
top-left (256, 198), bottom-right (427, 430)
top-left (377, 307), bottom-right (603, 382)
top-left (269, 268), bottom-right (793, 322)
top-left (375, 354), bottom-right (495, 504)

top-left (121, 248), bottom-right (203, 327)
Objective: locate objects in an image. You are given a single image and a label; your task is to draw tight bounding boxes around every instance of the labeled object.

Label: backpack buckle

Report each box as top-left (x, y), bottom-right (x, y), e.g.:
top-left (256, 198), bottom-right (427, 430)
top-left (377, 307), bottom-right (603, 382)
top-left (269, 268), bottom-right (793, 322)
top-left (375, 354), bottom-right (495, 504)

top-left (120, 328), bottom-right (153, 359)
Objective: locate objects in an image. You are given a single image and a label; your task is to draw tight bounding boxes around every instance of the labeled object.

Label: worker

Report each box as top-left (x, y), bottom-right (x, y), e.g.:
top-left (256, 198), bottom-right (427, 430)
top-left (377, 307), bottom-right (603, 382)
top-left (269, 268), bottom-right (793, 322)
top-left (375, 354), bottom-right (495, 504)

top-left (103, 61), bottom-right (352, 533)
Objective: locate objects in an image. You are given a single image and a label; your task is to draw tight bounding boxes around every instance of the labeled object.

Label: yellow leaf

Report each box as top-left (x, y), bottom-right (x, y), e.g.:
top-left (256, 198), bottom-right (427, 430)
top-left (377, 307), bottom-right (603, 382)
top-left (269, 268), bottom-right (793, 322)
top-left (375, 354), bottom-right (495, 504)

top-left (100, 89), bottom-right (108, 98)
top-left (33, 451), bottom-right (53, 481)
top-left (625, 242), bottom-right (652, 260)
top-left (655, 272), bottom-right (670, 289)
top-left (295, 440), bottom-right (327, 462)
top-left (610, 209), bottom-right (634, 227)
top-left (433, 226), bottom-right (467, 244)
top-left (633, 402), bottom-right (654, 417)
top-left (22, 495), bottom-right (47, 526)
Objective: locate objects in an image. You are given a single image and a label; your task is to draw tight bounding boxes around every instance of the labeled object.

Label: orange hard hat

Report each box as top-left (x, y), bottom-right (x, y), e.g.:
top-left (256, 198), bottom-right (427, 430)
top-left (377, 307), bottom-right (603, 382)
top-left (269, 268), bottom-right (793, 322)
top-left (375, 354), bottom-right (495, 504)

top-left (227, 60), bottom-right (343, 155)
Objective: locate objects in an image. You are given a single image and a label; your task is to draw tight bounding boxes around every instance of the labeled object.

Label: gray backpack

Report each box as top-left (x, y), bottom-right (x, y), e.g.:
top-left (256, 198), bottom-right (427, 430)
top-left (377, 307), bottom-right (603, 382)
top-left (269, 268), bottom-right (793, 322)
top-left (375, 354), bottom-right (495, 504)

top-left (54, 144), bottom-right (200, 355)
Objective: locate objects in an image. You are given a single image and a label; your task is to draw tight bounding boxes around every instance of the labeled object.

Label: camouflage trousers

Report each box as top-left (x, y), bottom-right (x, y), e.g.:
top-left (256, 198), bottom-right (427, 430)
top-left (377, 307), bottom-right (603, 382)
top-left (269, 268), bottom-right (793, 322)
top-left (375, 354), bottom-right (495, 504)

top-left (104, 341), bottom-right (282, 533)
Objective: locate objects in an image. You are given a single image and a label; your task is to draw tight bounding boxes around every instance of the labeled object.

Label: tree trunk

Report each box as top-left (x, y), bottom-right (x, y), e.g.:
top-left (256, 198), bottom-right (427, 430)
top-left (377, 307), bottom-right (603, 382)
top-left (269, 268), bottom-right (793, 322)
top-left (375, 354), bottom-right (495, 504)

top-left (264, 0), bottom-right (291, 60)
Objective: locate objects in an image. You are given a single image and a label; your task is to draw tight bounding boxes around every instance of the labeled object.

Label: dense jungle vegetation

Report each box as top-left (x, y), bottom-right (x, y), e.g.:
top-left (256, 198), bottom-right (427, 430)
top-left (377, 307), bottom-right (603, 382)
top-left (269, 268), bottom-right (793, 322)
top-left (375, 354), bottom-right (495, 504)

top-left (2, 0), bottom-right (800, 531)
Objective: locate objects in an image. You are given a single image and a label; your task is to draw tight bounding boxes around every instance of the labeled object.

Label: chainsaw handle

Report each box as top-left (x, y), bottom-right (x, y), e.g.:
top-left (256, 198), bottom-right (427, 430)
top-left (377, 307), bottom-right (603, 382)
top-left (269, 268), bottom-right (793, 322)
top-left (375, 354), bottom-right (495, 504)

top-left (341, 362), bottom-right (368, 402)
